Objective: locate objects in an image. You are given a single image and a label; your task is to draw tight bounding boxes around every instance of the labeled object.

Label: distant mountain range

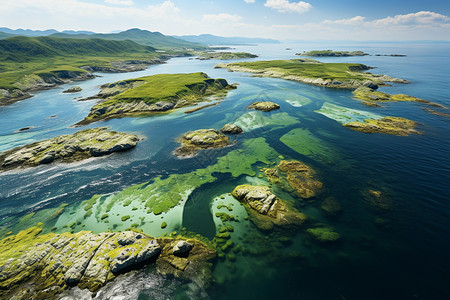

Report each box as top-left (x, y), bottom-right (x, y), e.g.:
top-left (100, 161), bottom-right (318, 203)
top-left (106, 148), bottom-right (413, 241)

top-left (0, 28), bottom-right (204, 49)
top-left (173, 34), bottom-right (280, 45)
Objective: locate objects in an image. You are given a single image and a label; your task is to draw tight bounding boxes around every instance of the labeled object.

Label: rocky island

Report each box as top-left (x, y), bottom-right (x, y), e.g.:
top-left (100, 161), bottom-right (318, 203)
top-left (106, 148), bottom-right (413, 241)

top-left (196, 51), bottom-right (258, 60)
top-left (248, 101), bottom-right (280, 112)
top-left (0, 127), bottom-right (139, 172)
top-left (0, 225), bottom-right (216, 299)
top-left (232, 185), bottom-right (307, 231)
top-left (215, 59), bottom-right (409, 89)
top-left (76, 72), bottom-right (235, 125)
top-left (174, 129), bottom-right (231, 158)
top-left (297, 50), bottom-right (369, 57)
top-left (343, 116), bottom-right (420, 136)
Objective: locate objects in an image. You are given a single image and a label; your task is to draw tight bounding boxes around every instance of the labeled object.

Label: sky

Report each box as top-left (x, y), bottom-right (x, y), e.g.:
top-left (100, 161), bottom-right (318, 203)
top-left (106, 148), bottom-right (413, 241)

top-left (1, 0), bottom-right (449, 41)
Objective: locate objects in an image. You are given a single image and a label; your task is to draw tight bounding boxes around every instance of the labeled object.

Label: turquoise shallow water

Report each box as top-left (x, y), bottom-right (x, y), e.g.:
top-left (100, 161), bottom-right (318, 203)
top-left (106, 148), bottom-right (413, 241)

top-left (1, 43), bottom-right (450, 299)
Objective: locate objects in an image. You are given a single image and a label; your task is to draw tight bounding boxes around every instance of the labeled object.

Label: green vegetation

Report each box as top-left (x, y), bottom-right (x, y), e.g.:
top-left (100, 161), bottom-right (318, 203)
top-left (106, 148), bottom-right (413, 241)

top-left (197, 51), bottom-right (258, 60)
top-left (344, 116), bottom-right (420, 136)
top-left (121, 215), bottom-right (131, 222)
top-left (161, 222), bottom-right (167, 229)
top-left (79, 72), bottom-right (233, 124)
top-left (307, 226), bottom-right (341, 243)
top-left (298, 50), bottom-right (368, 57)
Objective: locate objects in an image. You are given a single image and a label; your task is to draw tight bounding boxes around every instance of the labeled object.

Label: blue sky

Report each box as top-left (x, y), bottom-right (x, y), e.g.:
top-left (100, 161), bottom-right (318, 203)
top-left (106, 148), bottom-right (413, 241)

top-left (1, 0), bottom-right (449, 40)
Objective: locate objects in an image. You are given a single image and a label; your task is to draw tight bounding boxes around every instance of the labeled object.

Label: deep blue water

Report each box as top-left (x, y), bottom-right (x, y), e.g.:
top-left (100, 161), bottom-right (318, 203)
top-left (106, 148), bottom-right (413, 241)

top-left (0, 43), bottom-right (449, 300)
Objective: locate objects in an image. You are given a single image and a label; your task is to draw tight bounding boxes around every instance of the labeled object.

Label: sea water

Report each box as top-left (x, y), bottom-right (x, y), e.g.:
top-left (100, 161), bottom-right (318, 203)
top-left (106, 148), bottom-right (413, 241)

top-left (0, 43), bottom-right (449, 300)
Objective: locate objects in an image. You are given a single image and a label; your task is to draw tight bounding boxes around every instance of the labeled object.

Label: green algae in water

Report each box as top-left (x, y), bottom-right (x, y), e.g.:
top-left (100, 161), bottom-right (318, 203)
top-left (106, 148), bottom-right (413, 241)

top-left (52, 137), bottom-right (279, 237)
top-left (280, 128), bottom-right (342, 165)
top-left (232, 111), bottom-right (299, 132)
top-left (315, 102), bottom-right (382, 124)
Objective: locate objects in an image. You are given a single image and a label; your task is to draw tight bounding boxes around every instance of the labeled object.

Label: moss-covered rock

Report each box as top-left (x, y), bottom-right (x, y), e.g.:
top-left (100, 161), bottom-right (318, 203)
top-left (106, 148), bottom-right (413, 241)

top-left (265, 160), bottom-right (323, 199)
top-left (353, 86), bottom-right (446, 109)
top-left (248, 101), bottom-right (280, 112)
top-left (307, 225), bottom-right (341, 243)
top-left (0, 225), bottom-right (216, 299)
top-left (174, 129), bottom-right (231, 158)
top-left (0, 127), bottom-right (139, 172)
top-left (344, 116), bottom-right (420, 136)
top-left (232, 185), bottom-right (307, 231)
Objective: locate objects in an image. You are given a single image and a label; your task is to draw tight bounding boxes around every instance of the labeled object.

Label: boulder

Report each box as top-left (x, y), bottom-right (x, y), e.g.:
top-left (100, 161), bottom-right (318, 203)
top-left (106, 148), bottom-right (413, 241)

top-left (173, 241), bottom-right (193, 255)
top-left (220, 124), bottom-right (243, 134)
top-left (248, 101), bottom-right (280, 112)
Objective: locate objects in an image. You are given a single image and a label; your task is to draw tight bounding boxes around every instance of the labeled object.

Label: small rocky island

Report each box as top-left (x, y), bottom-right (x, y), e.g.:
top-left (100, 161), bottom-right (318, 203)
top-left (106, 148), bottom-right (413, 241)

top-left (220, 124), bottom-right (243, 134)
top-left (0, 225), bottom-right (216, 299)
top-left (76, 72), bottom-right (235, 125)
top-left (174, 129), bottom-right (231, 158)
top-left (344, 116), bottom-right (420, 136)
top-left (63, 86), bottom-right (82, 93)
top-left (297, 50), bottom-right (369, 57)
top-left (248, 101), bottom-right (280, 112)
top-left (215, 59), bottom-right (409, 89)
top-left (232, 185), bottom-right (307, 231)
top-left (0, 128), bottom-right (139, 171)
top-left (196, 52), bottom-right (258, 60)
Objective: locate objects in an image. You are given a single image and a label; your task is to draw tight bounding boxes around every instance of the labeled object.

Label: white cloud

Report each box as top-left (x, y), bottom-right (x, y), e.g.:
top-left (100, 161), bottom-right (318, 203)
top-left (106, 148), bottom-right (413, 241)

top-left (264, 0), bottom-right (312, 14)
top-left (324, 16), bottom-right (365, 25)
top-left (244, 0), bottom-right (255, 3)
top-left (372, 11), bottom-right (449, 26)
top-left (203, 13), bottom-right (242, 23)
top-left (104, 0), bottom-right (134, 6)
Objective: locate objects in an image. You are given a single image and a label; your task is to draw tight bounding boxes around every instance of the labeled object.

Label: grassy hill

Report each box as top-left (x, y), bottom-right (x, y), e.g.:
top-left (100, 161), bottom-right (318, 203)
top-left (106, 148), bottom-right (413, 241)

top-left (51, 28), bottom-right (204, 50)
top-left (0, 36), bottom-right (165, 92)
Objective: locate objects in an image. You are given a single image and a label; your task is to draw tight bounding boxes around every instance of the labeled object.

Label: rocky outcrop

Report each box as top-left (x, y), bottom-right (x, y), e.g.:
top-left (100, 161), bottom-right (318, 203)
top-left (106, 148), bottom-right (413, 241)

top-left (353, 86), bottom-right (446, 109)
top-left (232, 185), bottom-right (307, 231)
top-left (0, 128), bottom-right (139, 171)
top-left (196, 52), bottom-right (258, 60)
top-left (265, 160), bottom-right (323, 199)
top-left (81, 59), bottom-right (164, 73)
top-left (220, 124), bottom-right (243, 134)
top-left (63, 86), bottom-right (82, 93)
top-left (248, 101), bottom-right (280, 112)
top-left (0, 225), bottom-right (216, 299)
top-left (344, 117), bottom-right (420, 136)
top-left (174, 129), bottom-right (231, 158)
top-left (297, 50), bottom-right (369, 57)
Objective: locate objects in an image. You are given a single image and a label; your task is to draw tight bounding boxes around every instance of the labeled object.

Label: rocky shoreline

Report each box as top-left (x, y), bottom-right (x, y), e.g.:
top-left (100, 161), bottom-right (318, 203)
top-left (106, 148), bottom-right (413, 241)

top-left (0, 127), bottom-right (139, 172)
top-left (0, 225), bottom-right (216, 299)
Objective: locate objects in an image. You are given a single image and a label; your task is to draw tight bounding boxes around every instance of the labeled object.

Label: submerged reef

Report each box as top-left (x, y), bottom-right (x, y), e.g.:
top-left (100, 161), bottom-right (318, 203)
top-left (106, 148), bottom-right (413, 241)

top-left (174, 129), bottom-right (231, 158)
top-left (363, 189), bottom-right (392, 211)
top-left (248, 101), bottom-right (280, 112)
top-left (0, 225), bottom-right (216, 300)
top-left (307, 225), bottom-right (341, 243)
top-left (232, 185), bottom-right (307, 231)
top-left (264, 160), bottom-right (323, 199)
top-left (0, 127), bottom-right (139, 172)
top-left (76, 72), bottom-right (235, 125)
top-left (216, 59), bottom-right (409, 89)
top-left (344, 117), bottom-right (420, 136)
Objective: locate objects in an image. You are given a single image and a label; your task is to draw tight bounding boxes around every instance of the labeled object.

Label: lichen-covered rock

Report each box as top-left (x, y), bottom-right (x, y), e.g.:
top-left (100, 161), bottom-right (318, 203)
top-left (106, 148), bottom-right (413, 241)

top-left (0, 128), bottom-right (139, 171)
top-left (344, 116), bottom-right (420, 136)
top-left (0, 225), bottom-right (216, 299)
top-left (220, 124), bottom-right (243, 134)
top-left (174, 129), bottom-right (231, 158)
top-left (248, 101), bottom-right (280, 112)
top-left (264, 160), bottom-right (323, 199)
top-left (232, 185), bottom-right (307, 231)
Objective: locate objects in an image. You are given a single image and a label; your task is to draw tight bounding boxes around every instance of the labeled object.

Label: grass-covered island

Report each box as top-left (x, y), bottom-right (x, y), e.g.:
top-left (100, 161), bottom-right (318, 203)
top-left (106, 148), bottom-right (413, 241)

top-left (0, 128), bottom-right (139, 172)
top-left (296, 50), bottom-right (369, 57)
top-left (0, 36), bottom-right (184, 106)
top-left (196, 51), bottom-right (258, 60)
top-left (76, 72), bottom-right (236, 125)
top-left (0, 224), bottom-right (216, 299)
top-left (215, 59), bottom-right (408, 89)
